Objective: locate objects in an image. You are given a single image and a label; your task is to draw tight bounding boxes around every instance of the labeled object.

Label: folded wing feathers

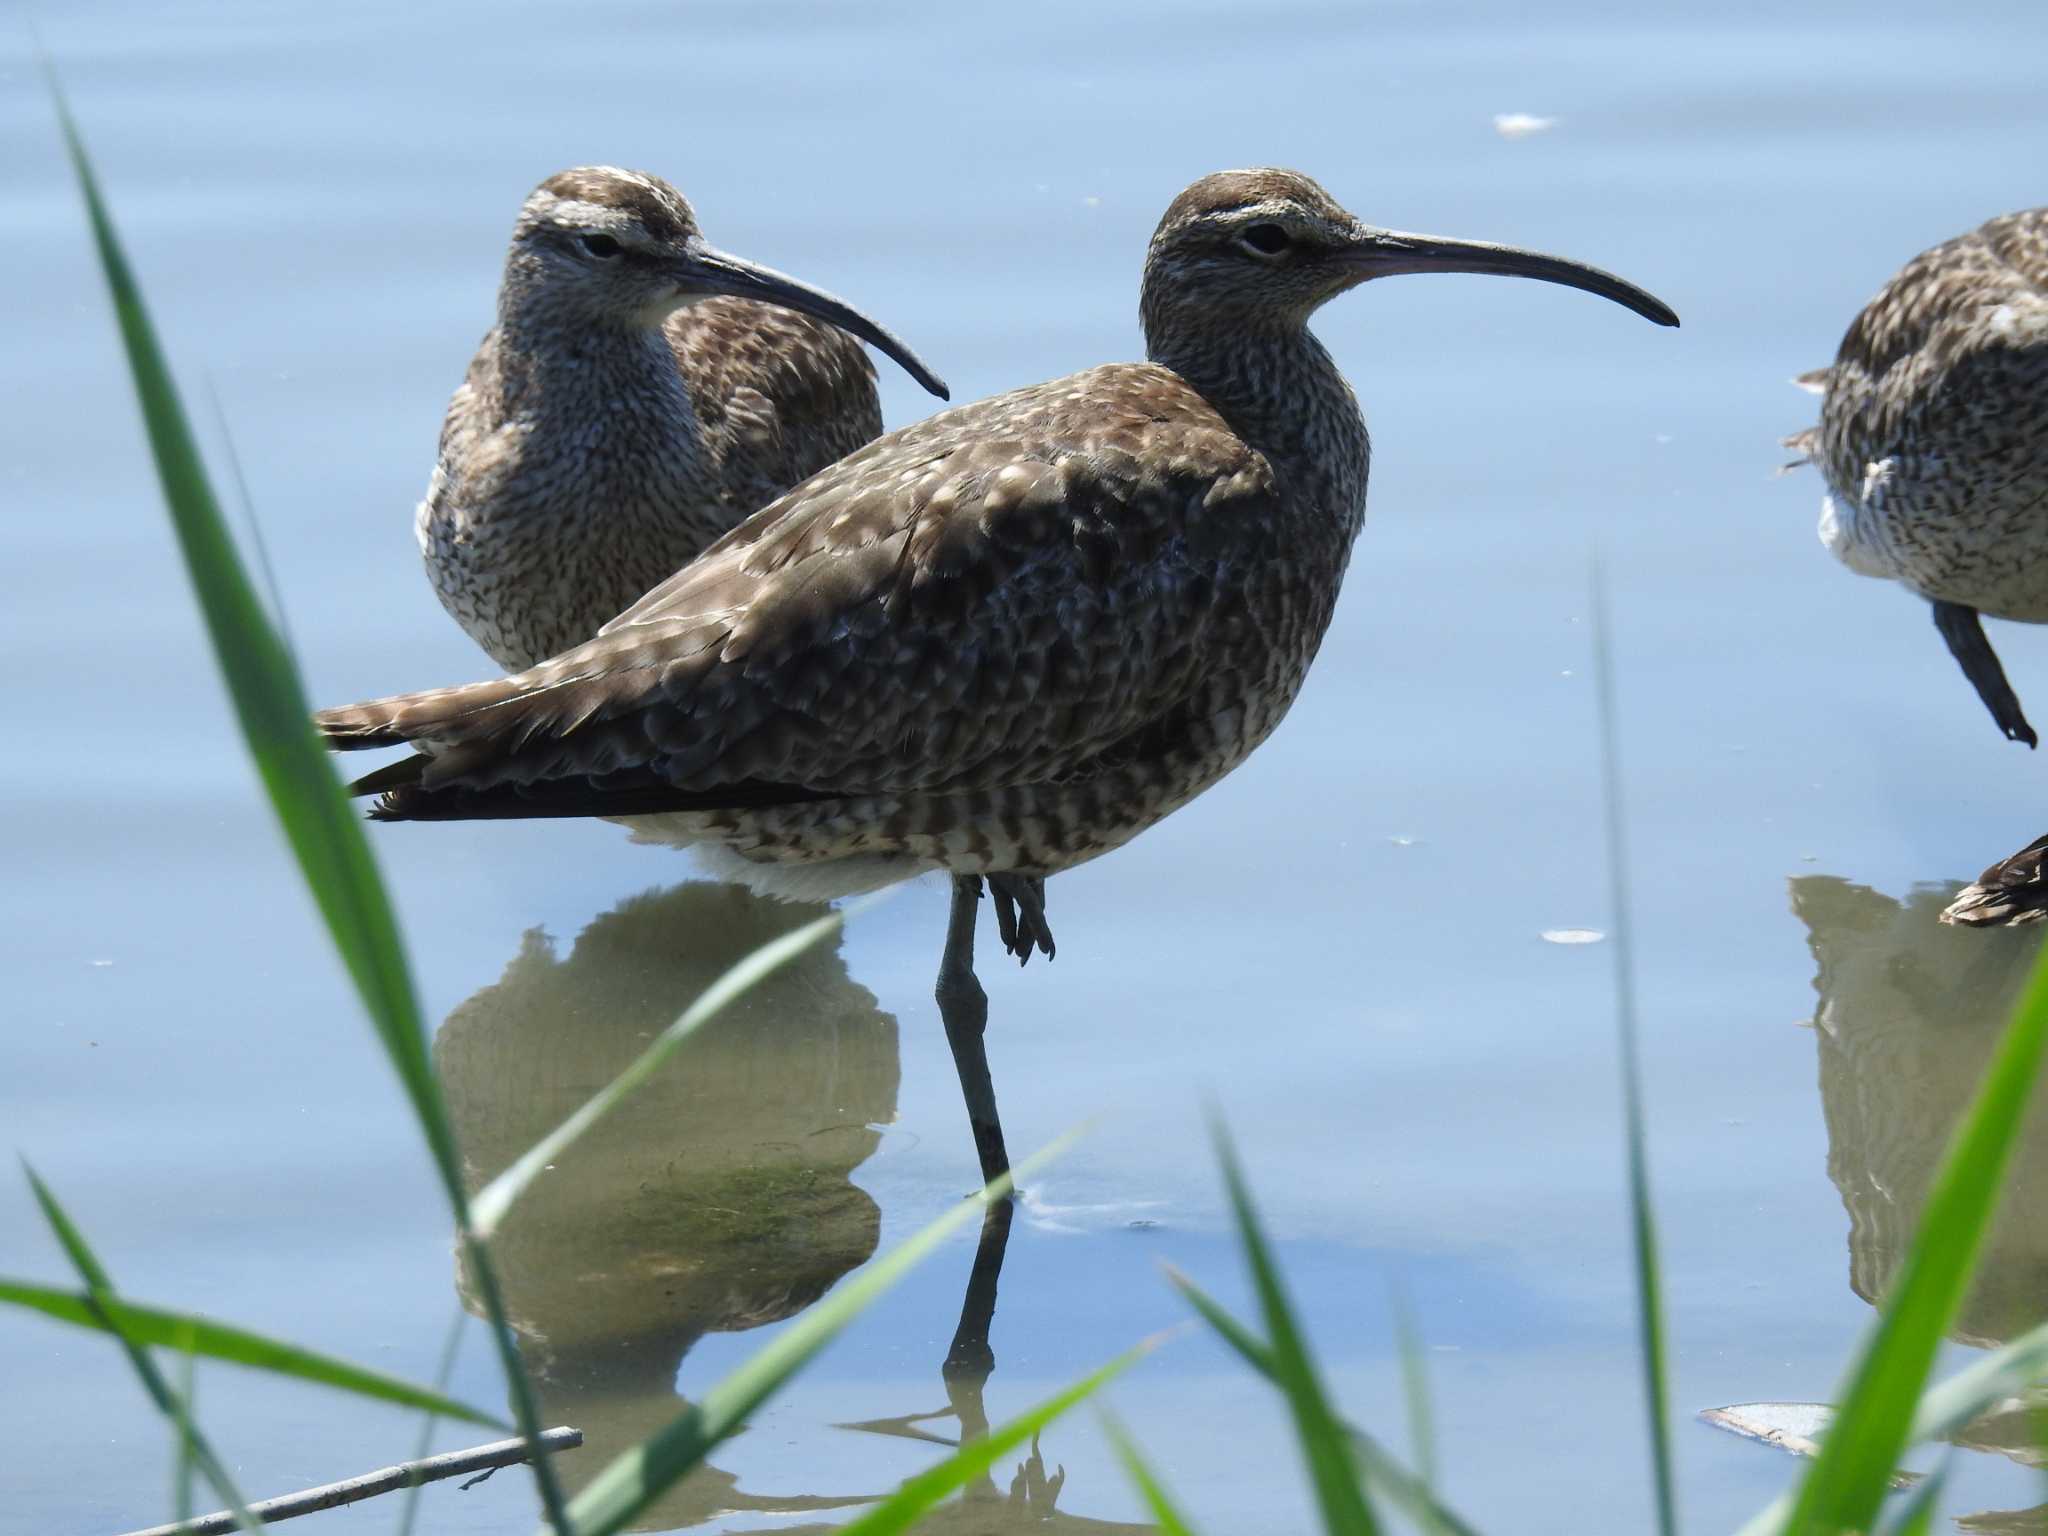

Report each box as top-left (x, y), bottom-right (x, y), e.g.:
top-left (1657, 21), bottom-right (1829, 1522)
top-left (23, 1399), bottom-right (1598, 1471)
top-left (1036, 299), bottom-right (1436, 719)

top-left (314, 364), bottom-right (1267, 822)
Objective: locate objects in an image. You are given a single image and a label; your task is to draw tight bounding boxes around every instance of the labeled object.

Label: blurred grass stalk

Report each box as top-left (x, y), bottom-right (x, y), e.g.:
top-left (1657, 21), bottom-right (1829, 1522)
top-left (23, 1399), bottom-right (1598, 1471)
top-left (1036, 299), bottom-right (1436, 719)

top-left (47, 76), bottom-right (575, 1532)
top-left (25, 1165), bottom-right (262, 1534)
top-left (0, 1275), bottom-right (506, 1426)
top-left (1589, 563), bottom-right (1678, 1535)
top-left (1166, 1257), bottom-right (1483, 1536)
top-left (1212, 1117), bottom-right (1384, 1534)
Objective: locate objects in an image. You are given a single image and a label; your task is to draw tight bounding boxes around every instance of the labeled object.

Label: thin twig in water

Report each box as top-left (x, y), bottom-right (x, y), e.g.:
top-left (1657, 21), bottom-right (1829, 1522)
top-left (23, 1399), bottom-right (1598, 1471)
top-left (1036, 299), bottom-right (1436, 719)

top-left (114, 1426), bottom-right (582, 1536)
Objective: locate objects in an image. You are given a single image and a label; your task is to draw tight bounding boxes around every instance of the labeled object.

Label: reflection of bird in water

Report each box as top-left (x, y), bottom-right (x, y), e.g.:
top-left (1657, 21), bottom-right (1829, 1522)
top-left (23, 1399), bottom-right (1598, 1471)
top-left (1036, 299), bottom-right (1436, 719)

top-left (1963, 1507), bottom-right (2048, 1536)
top-left (1784, 209), bottom-right (2048, 926)
top-left (1793, 876), bottom-right (2048, 1348)
top-left (829, 1202), bottom-right (1155, 1535)
top-left (322, 168), bottom-right (1675, 1187)
top-left (437, 882), bottom-right (898, 1530)
top-left (1791, 874), bottom-right (2048, 1526)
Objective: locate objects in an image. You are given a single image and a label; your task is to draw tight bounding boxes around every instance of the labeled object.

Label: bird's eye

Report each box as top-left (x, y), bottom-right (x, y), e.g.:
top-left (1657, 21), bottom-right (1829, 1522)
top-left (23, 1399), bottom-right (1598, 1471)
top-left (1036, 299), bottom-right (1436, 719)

top-left (578, 233), bottom-right (623, 259)
top-left (1239, 223), bottom-right (1291, 256)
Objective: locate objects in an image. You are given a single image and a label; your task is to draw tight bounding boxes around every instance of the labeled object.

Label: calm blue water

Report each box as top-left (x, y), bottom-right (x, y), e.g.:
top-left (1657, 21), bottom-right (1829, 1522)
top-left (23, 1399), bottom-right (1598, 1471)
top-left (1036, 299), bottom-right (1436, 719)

top-left (7, 2), bottom-right (2048, 1531)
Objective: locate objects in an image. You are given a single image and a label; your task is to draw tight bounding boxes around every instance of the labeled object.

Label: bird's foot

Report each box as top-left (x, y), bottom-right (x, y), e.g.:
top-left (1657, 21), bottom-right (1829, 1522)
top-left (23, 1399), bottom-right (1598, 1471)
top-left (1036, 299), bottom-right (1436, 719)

top-left (986, 875), bottom-right (1055, 965)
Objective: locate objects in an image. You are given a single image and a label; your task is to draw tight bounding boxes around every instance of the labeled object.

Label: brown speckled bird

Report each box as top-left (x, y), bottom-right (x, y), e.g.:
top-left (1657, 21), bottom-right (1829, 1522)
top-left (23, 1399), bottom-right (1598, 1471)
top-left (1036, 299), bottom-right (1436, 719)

top-left (419, 166), bottom-right (948, 670)
top-left (1786, 208), bottom-right (2048, 927)
top-left (323, 168), bottom-right (1678, 1180)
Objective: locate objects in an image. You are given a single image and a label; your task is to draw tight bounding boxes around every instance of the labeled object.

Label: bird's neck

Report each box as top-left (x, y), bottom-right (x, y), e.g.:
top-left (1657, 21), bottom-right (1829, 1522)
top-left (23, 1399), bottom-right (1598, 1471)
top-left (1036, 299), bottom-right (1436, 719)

top-left (1145, 312), bottom-right (1371, 519)
top-left (482, 293), bottom-right (703, 467)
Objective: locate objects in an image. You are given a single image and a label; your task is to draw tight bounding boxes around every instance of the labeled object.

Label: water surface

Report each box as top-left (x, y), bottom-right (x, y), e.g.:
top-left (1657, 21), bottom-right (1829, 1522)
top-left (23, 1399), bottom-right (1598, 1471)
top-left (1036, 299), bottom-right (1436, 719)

top-left (7, 2), bottom-right (2048, 1530)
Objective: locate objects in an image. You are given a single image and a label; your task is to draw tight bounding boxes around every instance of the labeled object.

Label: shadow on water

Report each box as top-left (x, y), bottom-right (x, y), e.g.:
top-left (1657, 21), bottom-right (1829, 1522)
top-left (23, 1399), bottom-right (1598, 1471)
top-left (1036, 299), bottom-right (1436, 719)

top-left (1792, 875), bottom-right (2048, 1532)
top-left (435, 881), bottom-right (1150, 1533)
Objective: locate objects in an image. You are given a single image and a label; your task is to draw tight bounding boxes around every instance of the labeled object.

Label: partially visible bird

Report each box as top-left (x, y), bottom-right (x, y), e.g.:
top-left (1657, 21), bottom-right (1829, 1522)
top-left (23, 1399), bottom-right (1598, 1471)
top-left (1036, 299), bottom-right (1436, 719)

top-left (1945, 835), bottom-right (2048, 927)
top-left (418, 166), bottom-right (948, 670)
top-left (321, 168), bottom-right (1677, 1181)
top-left (1787, 208), bottom-right (2048, 926)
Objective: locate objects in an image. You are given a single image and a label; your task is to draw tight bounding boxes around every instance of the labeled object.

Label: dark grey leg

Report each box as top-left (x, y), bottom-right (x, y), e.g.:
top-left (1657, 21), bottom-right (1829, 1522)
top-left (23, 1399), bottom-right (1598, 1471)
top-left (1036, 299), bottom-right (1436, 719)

top-left (1934, 600), bottom-right (2038, 747)
top-left (936, 875), bottom-right (1011, 1186)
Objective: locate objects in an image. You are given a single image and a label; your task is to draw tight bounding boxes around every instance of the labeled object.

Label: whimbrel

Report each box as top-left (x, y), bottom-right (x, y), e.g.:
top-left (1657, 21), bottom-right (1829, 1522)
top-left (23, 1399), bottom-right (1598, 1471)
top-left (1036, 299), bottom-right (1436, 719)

top-left (319, 169), bottom-right (1677, 1182)
top-left (419, 166), bottom-right (948, 670)
top-left (1787, 208), bottom-right (2048, 926)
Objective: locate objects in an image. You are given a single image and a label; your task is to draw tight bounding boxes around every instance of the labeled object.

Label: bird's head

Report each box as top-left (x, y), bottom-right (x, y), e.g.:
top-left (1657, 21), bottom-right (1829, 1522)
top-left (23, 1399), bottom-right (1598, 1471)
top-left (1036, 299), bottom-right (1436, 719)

top-left (1141, 167), bottom-right (1679, 340)
top-left (504, 166), bottom-right (948, 398)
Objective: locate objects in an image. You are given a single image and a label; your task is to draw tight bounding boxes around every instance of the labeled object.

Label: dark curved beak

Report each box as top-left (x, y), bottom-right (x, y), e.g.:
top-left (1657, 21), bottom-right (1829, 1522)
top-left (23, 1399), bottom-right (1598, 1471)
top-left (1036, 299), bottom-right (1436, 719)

top-left (677, 240), bottom-right (951, 399)
top-left (1345, 226), bottom-right (1680, 328)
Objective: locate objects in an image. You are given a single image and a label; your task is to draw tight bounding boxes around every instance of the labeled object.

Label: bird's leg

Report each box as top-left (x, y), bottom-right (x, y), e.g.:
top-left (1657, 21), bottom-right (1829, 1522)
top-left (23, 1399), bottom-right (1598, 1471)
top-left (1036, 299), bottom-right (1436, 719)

top-left (986, 874), bottom-right (1056, 965)
top-left (1933, 600), bottom-right (2038, 747)
top-left (937, 876), bottom-right (1011, 1187)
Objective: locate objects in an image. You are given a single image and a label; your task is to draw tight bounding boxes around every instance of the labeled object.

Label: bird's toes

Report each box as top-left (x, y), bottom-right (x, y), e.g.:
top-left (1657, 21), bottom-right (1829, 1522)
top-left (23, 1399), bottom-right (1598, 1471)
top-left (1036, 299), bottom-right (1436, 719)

top-left (1024, 909), bottom-right (1056, 964)
top-left (1004, 877), bottom-right (1057, 963)
top-left (988, 874), bottom-right (1055, 964)
top-left (989, 883), bottom-right (1024, 958)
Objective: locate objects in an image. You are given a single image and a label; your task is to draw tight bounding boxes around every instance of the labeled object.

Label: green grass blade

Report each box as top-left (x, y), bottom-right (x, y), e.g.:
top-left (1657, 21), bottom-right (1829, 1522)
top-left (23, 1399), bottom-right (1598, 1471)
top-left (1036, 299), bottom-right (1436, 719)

top-left (1166, 1263), bottom-right (1269, 1368)
top-left (1389, 1279), bottom-right (1438, 1499)
top-left (1589, 562), bottom-right (1678, 1536)
top-left (49, 87), bottom-right (448, 1183)
top-left (473, 897), bottom-right (883, 1236)
top-left (1733, 1491), bottom-right (1793, 1536)
top-left (1210, 1118), bottom-right (1380, 1535)
top-left (202, 374), bottom-right (299, 666)
top-left (1910, 1317), bottom-right (2048, 1446)
top-left (554, 1135), bottom-right (1076, 1536)
top-left (0, 1279), bottom-right (504, 1429)
top-left (173, 1339), bottom-right (198, 1525)
top-left (1881, 1455), bottom-right (1947, 1536)
top-left (24, 1164), bottom-right (262, 1534)
top-left (836, 1341), bottom-right (1153, 1535)
top-left (1783, 937), bottom-right (2048, 1533)
top-left (1165, 1267), bottom-right (1483, 1536)
top-left (48, 80), bottom-right (569, 1528)
top-left (399, 1310), bottom-right (473, 1536)
top-left (1735, 1319), bottom-right (2048, 1536)
top-left (1100, 1411), bottom-right (1203, 1536)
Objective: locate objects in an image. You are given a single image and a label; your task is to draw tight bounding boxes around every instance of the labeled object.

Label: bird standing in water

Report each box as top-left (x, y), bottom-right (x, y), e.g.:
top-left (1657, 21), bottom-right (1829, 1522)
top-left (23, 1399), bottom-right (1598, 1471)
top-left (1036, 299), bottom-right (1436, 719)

top-left (321, 169), bottom-right (1677, 1182)
top-left (1788, 208), bottom-right (2048, 925)
top-left (418, 166), bottom-right (948, 670)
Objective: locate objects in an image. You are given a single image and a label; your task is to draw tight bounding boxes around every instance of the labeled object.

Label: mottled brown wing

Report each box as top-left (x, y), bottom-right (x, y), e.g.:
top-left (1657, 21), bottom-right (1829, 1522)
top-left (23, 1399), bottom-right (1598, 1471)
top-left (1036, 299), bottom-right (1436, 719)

top-left (319, 363), bottom-right (1280, 812)
top-left (667, 298), bottom-right (883, 522)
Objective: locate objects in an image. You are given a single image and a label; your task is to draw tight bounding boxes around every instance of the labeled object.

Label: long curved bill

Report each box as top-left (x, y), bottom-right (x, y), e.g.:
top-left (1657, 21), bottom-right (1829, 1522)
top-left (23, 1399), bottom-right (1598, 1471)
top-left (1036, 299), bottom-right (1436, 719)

top-left (1347, 226), bottom-right (1680, 327)
top-left (679, 240), bottom-right (952, 399)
